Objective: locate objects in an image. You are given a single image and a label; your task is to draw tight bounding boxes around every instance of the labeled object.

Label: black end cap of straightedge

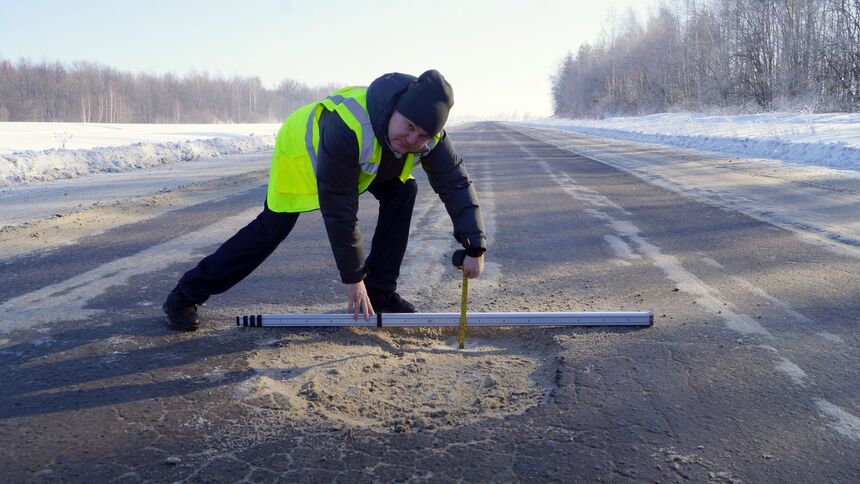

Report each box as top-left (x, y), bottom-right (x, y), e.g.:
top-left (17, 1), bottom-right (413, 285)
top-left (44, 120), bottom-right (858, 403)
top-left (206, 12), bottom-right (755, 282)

top-left (238, 313), bottom-right (385, 327)
top-left (237, 315), bottom-right (264, 327)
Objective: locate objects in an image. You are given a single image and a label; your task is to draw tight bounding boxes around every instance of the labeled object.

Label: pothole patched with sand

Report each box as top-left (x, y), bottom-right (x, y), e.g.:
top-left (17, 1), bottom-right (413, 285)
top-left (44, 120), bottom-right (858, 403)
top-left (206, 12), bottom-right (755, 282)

top-left (234, 327), bottom-right (562, 433)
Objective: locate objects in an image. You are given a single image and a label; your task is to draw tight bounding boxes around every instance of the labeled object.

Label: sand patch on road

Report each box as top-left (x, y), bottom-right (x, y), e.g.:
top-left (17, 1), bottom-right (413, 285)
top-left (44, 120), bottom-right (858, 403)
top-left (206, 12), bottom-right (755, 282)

top-left (234, 327), bottom-right (561, 434)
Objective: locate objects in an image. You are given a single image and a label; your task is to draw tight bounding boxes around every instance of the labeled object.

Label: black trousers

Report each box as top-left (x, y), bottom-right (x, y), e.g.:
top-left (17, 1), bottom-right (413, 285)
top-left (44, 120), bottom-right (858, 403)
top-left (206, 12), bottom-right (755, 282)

top-left (177, 178), bottom-right (418, 303)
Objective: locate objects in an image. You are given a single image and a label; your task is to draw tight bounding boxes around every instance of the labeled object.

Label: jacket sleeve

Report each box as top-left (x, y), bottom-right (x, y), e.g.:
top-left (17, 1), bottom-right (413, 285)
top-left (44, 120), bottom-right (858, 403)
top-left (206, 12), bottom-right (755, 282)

top-left (420, 131), bottom-right (487, 256)
top-left (315, 110), bottom-right (366, 283)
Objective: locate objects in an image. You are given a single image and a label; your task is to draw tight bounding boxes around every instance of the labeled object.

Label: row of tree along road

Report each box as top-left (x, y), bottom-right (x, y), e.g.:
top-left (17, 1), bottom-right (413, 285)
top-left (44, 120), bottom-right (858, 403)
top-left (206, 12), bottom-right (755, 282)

top-left (552, 0), bottom-right (860, 118)
top-left (0, 59), bottom-right (335, 124)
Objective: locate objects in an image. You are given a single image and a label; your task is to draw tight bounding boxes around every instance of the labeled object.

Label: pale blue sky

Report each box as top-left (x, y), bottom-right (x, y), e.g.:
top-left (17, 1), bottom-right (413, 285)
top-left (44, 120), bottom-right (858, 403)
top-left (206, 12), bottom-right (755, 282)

top-left (0, 0), bottom-right (651, 119)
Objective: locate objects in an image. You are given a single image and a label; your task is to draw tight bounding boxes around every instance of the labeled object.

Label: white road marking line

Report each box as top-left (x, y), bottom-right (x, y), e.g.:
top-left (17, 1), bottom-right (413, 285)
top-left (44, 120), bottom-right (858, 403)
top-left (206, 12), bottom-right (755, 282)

top-left (589, 200), bottom-right (772, 337)
top-left (775, 357), bottom-right (808, 386)
top-left (500, 130), bottom-right (860, 442)
top-left (700, 257), bottom-right (725, 269)
top-left (554, 171), bottom-right (631, 215)
top-left (816, 399), bottom-right (860, 442)
top-left (464, 168), bottom-right (502, 293)
top-left (694, 261), bottom-right (851, 348)
top-left (398, 127), bottom-right (500, 296)
top-left (817, 332), bottom-right (845, 344)
top-left (502, 131), bottom-right (772, 338)
top-left (397, 195), bottom-right (455, 294)
top-left (697, 256), bottom-right (848, 348)
top-left (753, 344), bottom-right (779, 353)
top-left (0, 206), bottom-right (262, 333)
top-left (726, 275), bottom-right (816, 325)
top-left (604, 235), bottom-right (641, 260)
top-left (510, 124), bottom-right (860, 261)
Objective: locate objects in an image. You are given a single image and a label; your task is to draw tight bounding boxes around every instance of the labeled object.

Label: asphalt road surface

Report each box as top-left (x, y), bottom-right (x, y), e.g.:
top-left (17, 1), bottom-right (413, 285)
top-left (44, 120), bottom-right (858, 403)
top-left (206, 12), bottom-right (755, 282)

top-left (1, 122), bottom-right (858, 482)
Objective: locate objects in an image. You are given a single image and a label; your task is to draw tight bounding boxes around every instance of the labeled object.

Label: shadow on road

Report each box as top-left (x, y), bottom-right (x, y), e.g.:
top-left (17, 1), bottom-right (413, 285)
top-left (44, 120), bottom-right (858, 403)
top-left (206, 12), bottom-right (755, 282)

top-left (0, 316), bottom-right (257, 419)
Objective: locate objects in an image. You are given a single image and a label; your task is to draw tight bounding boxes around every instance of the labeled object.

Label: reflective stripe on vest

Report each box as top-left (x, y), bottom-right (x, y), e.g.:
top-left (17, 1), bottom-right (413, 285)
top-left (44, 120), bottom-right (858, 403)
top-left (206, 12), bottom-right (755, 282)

top-left (304, 105), bottom-right (319, 174)
top-left (324, 94), bottom-right (378, 176)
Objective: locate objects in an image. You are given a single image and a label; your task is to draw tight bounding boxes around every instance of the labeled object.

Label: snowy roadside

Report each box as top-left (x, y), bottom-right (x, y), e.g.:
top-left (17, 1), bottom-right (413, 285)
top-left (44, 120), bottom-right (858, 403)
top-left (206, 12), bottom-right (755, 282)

top-left (0, 122), bottom-right (279, 188)
top-left (517, 113), bottom-right (860, 173)
top-left (0, 152), bottom-right (270, 261)
top-left (0, 122), bottom-right (280, 261)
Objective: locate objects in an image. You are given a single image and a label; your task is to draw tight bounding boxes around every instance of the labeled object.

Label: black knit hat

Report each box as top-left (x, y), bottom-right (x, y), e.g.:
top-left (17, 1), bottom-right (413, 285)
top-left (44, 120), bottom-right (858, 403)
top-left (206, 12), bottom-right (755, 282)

top-left (394, 70), bottom-right (454, 134)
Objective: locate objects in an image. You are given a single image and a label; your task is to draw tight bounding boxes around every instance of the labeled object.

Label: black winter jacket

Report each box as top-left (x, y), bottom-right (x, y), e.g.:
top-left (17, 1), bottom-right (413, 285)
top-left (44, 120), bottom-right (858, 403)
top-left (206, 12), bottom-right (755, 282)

top-left (314, 72), bottom-right (487, 284)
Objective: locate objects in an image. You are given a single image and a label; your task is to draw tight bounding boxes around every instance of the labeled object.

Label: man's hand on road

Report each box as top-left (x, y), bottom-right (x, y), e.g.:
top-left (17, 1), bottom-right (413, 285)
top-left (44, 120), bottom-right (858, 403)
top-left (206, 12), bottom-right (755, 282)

top-left (346, 281), bottom-right (375, 321)
top-left (463, 255), bottom-right (484, 278)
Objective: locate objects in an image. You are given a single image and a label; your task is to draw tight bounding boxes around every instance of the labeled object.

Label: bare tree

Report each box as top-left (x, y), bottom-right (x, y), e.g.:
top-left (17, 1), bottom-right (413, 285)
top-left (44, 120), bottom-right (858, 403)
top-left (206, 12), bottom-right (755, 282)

top-left (551, 0), bottom-right (860, 117)
top-left (0, 57), bottom-right (332, 123)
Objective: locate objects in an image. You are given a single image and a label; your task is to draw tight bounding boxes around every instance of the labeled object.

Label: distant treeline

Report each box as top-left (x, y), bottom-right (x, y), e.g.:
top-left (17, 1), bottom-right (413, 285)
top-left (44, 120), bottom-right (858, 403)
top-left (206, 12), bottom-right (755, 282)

top-left (552, 0), bottom-right (860, 118)
top-left (0, 58), bottom-right (337, 123)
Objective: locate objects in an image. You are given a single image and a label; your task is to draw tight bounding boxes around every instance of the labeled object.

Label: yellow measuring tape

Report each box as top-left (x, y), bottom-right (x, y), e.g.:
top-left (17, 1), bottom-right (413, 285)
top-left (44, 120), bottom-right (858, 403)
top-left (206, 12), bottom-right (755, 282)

top-left (458, 269), bottom-right (468, 349)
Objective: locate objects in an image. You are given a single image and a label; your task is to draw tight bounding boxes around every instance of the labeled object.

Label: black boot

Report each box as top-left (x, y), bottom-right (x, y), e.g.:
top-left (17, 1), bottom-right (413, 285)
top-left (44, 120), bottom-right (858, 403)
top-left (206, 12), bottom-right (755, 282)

top-left (367, 288), bottom-right (417, 313)
top-left (162, 287), bottom-right (200, 331)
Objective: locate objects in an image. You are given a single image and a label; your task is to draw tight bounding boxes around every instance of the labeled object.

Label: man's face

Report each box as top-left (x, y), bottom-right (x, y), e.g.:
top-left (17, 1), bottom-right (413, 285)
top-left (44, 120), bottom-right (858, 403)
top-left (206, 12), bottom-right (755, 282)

top-left (387, 110), bottom-right (432, 154)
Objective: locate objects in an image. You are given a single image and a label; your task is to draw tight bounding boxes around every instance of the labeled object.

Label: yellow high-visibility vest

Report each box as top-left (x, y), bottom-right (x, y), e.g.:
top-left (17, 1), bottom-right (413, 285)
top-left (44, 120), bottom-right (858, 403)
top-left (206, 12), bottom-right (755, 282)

top-left (266, 86), bottom-right (441, 213)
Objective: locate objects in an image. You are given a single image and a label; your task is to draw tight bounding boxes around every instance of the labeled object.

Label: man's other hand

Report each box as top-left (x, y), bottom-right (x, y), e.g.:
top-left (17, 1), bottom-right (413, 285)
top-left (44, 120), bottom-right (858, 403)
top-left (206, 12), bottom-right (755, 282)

top-left (463, 255), bottom-right (484, 279)
top-left (346, 281), bottom-right (375, 321)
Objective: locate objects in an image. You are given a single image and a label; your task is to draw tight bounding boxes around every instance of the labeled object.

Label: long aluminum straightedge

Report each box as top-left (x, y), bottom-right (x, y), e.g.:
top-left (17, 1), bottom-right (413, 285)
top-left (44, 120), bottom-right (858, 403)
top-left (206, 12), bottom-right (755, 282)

top-left (236, 311), bottom-right (653, 328)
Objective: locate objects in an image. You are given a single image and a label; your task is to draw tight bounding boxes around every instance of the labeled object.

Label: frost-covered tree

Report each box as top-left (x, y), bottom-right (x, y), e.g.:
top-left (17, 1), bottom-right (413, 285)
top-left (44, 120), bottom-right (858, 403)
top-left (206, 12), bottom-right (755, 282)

top-left (551, 0), bottom-right (860, 117)
top-left (0, 57), bottom-right (332, 123)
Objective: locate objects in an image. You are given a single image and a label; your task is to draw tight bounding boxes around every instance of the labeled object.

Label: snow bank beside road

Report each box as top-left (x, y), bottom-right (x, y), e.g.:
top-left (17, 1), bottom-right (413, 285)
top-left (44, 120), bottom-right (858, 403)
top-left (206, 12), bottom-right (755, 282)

top-left (0, 122), bottom-right (279, 188)
top-left (1, 135), bottom-right (274, 188)
top-left (518, 113), bottom-right (860, 172)
top-left (0, 122), bottom-right (281, 154)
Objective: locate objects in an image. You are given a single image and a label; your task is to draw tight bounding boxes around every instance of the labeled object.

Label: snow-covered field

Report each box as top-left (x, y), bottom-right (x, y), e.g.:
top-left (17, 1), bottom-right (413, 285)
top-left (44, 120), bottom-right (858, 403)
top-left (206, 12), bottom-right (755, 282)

top-left (0, 122), bottom-right (280, 188)
top-left (519, 112), bottom-right (860, 172)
